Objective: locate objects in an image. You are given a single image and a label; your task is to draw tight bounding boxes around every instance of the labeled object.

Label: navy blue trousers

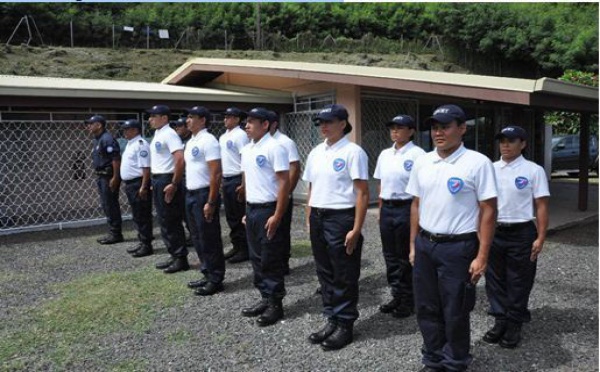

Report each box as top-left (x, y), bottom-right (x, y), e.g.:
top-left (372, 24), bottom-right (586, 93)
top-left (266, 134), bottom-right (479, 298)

top-left (124, 178), bottom-right (153, 245)
top-left (310, 208), bottom-right (362, 325)
top-left (222, 175), bottom-right (248, 254)
top-left (485, 221), bottom-right (537, 324)
top-left (379, 203), bottom-right (413, 302)
top-left (413, 233), bottom-right (478, 372)
top-left (96, 176), bottom-right (122, 235)
top-left (246, 203), bottom-right (286, 300)
top-left (281, 195), bottom-right (294, 268)
top-left (151, 174), bottom-right (187, 258)
top-left (185, 188), bottom-right (225, 284)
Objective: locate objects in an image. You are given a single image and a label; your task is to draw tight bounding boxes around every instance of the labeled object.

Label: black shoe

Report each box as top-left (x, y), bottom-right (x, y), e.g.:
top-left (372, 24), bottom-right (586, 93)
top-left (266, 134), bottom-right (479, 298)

top-left (163, 257), bottom-right (190, 274)
top-left (391, 303), bottom-right (414, 318)
top-left (482, 319), bottom-right (507, 344)
top-left (127, 243), bottom-right (143, 254)
top-left (228, 251), bottom-right (249, 263)
top-left (223, 247), bottom-right (239, 260)
top-left (241, 299), bottom-right (269, 317)
top-left (97, 234), bottom-right (124, 245)
top-left (131, 244), bottom-right (153, 258)
top-left (499, 321), bottom-right (522, 349)
top-left (321, 324), bottom-right (353, 351)
top-left (308, 320), bottom-right (337, 344)
top-left (187, 278), bottom-right (208, 289)
top-left (379, 297), bottom-right (403, 313)
top-left (194, 282), bottom-right (224, 296)
top-left (155, 257), bottom-right (174, 270)
top-left (256, 300), bottom-right (283, 327)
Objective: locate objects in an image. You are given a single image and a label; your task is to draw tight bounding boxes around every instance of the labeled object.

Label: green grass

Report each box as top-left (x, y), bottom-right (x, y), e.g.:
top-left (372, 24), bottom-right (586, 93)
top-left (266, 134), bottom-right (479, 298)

top-left (0, 266), bottom-right (189, 370)
top-left (291, 240), bottom-right (313, 258)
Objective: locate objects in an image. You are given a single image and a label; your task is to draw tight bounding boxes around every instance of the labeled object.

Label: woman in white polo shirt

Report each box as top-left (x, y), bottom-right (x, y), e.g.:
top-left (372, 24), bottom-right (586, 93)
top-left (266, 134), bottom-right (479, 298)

top-left (302, 104), bottom-right (369, 351)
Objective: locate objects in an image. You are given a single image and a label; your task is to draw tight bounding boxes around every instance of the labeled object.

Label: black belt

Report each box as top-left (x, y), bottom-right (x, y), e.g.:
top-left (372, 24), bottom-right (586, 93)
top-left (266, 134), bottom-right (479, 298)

top-left (223, 174), bottom-right (242, 180)
top-left (381, 199), bottom-right (412, 207)
top-left (312, 207), bottom-right (355, 216)
top-left (124, 177), bottom-right (142, 185)
top-left (420, 229), bottom-right (478, 243)
top-left (152, 173), bottom-right (173, 179)
top-left (247, 201), bottom-right (277, 208)
top-left (187, 186), bottom-right (209, 195)
top-left (496, 221), bottom-right (534, 231)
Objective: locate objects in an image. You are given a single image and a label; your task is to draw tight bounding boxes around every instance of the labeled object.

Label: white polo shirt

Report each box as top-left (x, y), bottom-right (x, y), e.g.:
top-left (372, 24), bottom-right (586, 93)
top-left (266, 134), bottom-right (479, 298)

top-left (406, 144), bottom-right (497, 235)
top-left (120, 135), bottom-right (150, 181)
top-left (494, 155), bottom-right (550, 223)
top-left (184, 129), bottom-right (221, 191)
top-left (374, 141), bottom-right (425, 200)
top-left (240, 133), bottom-right (289, 203)
top-left (272, 130), bottom-right (300, 163)
top-left (150, 124), bottom-right (184, 174)
top-left (219, 126), bottom-right (249, 177)
top-left (302, 137), bottom-right (369, 209)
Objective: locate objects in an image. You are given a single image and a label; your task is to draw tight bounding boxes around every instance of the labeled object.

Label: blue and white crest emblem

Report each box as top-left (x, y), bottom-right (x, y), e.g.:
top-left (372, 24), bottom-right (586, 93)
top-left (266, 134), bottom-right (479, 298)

top-left (447, 177), bottom-right (464, 194)
top-left (191, 147), bottom-right (200, 157)
top-left (227, 140), bottom-right (234, 150)
top-left (155, 142), bottom-right (162, 151)
top-left (140, 150), bottom-right (148, 158)
top-left (256, 155), bottom-right (267, 167)
top-left (404, 160), bottom-right (414, 171)
top-left (515, 177), bottom-right (529, 190)
top-left (333, 158), bottom-right (346, 172)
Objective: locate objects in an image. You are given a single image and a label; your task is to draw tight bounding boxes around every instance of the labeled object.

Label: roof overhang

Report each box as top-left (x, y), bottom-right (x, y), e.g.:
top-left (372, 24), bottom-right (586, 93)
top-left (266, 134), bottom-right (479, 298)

top-left (164, 58), bottom-right (598, 113)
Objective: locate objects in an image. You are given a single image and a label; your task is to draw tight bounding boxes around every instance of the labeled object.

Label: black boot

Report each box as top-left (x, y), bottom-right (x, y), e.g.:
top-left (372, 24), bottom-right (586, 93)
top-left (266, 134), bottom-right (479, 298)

top-left (127, 243), bottom-right (143, 254)
top-left (499, 321), bottom-right (522, 349)
top-left (97, 234), bottom-right (124, 245)
top-left (241, 298), bottom-right (268, 317)
top-left (194, 282), bottom-right (224, 296)
top-left (187, 278), bottom-right (208, 289)
top-left (391, 303), bottom-right (414, 319)
top-left (131, 244), bottom-right (153, 257)
top-left (155, 257), bottom-right (174, 270)
top-left (482, 319), bottom-right (507, 344)
top-left (379, 297), bottom-right (402, 313)
top-left (321, 323), bottom-right (353, 351)
top-left (308, 320), bottom-right (337, 344)
top-left (256, 299), bottom-right (283, 327)
top-left (163, 257), bottom-right (190, 274)
top-left (228, 250), bottom-right (250, 263)
top-left (223, 246), bottom-right (239, 260)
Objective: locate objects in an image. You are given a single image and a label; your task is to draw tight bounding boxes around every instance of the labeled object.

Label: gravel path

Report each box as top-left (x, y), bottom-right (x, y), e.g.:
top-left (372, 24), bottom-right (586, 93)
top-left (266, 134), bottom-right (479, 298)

top-left (0, 209), bottom-right (597, 372)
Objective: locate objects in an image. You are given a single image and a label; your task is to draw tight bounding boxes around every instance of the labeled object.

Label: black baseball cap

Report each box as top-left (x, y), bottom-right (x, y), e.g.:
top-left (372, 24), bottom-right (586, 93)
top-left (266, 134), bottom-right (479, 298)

top-left (314, 104), bottom-right (353, 134)
top-left (387, 114), bottom-right (416, 129)
top-left (185, 106), bottom-right (210, 118)
top-left (120, 119), bottom-right (141, 130)
top-left (170, 117), bottom-right (187, 128)
top-left (224, 107), bottom-right (245, 118)
top-left (423, 104), bottom-right (466, 130)
top-left (246, 107), bottom-right (271, 121)
top-left (267, 110), bottom-right (280, 125)
top-left (85, 114), bottom-right (106, 125)
top-left (146, 105), bottom-right (171, 115)
top-left (495, 125), bottom-right (528, 141)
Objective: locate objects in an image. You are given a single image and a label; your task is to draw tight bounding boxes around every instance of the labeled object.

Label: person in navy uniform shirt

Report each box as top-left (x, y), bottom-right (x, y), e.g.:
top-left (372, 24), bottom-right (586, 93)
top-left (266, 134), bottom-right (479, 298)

top-left (302, 104), bottom-right (369, 351)
top-left (239, 107), bottom-right (290, 327)
top-left (86, 114), bottom-right (123, 244)
top-left (483, 125), bottom-right (550, 349)
top-left (119, 119), bottom-right (154, 257)
top-left (373, 114), bottom-right (425, 318)
top-left (406, 104), bottom-right (497, 372)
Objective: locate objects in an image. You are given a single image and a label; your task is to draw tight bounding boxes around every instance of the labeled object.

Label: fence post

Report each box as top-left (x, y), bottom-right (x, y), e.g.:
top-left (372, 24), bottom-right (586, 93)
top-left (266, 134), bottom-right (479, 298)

top-left (70, 20), bottom-right (74, 47)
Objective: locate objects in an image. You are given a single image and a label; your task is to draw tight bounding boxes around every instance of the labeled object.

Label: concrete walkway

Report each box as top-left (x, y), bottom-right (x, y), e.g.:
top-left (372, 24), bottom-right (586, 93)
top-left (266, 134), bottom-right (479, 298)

top-left (548, 179), bottom-right (598, 231)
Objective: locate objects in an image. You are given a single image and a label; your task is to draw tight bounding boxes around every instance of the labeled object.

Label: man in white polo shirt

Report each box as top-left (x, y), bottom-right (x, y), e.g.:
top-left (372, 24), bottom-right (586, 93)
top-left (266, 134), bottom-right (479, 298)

top-left (406, 104), bottom-right (497, 372)
top-left (374, 114), bottom-right (425, 319)
top-left (483, 125), bottom-right (549, 349)
top-left (147, 104), bottom-right (189, 274)
top-left (182, 106), bottom-right (225, 296)
top-left (219, 107), bottom-right (250, 263)
top-left (268, 110), bottom-right (300, 275)
top-left (239, 107), bottom-right (290, 327)
top-left (119, 119), bottom-right (153, 258)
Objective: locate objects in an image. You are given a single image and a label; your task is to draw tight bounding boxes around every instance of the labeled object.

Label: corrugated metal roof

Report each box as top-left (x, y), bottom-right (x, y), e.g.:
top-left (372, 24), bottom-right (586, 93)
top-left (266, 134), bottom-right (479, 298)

top-left (0, 74), bottom-right (292, 103)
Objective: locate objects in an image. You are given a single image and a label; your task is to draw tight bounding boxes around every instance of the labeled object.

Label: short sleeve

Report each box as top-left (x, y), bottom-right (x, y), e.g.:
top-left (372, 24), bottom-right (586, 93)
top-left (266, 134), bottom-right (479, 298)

top-left (165, 131), bottom-right (184, 154)
top-left (137, 141), bottom-right (151, 167)
top-left (532, 165), bottom-right (551, 199)
top-left (348, 147), bottom-right (369, 181)
top-left (287, 140), bottom-right (300, 163)
top-left (405, 159), bottom-right (421, 198)
top-left (272, 143), bottom-right (290, 173)
top-left (302, 151), bottom-right (314, 182)
top-left (373, 152), bottom-right (383, 179)
top-left (474, 159), bottom-right (498, 201)
top-left (205, 137), bottom-right (221, 162)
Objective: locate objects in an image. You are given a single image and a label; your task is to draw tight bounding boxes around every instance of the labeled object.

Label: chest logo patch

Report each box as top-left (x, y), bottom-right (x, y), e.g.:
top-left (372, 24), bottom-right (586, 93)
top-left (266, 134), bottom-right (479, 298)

top-left (106, 146), bottom-right (113, 154)
top-left (403, 159), bottom-right (414, 171)
top-left (447, 177), bottom-right (464, 194)
top-left (333, 158), bottom-right (346, 172)
top-left (191, 147), bottom-right (200, 157)
top-left (227, 140), bottom-right (234, 150)
top-left (155, 142), bottom-right (162, 151)
top-left (256, 155), bottom-right (267, 167)
top-left (515, 176), bottom-right (529, 189)
top-left (140, 150), bottom-right (148, 158)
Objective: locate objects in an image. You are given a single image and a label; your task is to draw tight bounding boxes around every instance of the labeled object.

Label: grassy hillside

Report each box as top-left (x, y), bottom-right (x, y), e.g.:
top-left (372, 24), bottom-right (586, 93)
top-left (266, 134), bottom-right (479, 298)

top-left (0, 45), bottom-right (468, 83)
